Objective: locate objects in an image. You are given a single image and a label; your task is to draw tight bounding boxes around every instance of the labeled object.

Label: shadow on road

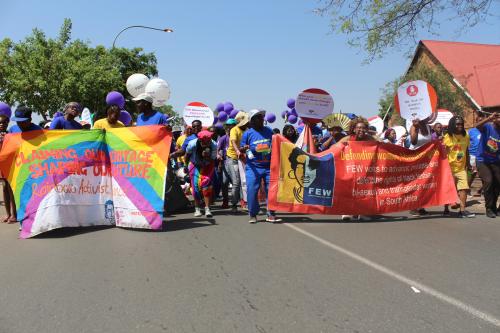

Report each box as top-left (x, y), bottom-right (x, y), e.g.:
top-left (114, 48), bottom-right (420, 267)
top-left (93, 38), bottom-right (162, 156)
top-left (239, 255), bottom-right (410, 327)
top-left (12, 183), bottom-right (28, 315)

top-left (161, 218), bottom-right (216, 231)
top-left (33, 225), bottom-right (115, 238)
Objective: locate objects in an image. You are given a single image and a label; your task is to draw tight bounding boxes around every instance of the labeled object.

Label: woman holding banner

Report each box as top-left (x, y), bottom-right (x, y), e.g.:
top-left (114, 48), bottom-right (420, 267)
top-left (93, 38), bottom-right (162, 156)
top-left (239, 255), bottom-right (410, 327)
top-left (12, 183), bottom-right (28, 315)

top-left (409, 117), bottom-right (434, 216)
top-left (337, 117), bottom-right (375, 221)
top-left (185, 130), bottom-right (217, 218)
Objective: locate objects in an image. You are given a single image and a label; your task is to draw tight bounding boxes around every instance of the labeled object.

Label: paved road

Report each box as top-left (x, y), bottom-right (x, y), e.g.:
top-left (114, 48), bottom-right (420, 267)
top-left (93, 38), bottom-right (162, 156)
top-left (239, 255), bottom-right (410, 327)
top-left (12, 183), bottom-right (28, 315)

top-left (0, 206), bottom-right (499, 333)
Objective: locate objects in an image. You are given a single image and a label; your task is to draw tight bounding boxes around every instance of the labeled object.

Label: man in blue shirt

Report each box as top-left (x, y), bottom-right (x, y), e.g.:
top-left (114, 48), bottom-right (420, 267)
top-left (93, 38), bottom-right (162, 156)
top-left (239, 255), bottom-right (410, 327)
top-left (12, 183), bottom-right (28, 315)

top-left (170, 120), bottom-right (203, 161)
top-left (240, 109), bottom-right (280, 223)
top-left (9, 106), bottom-right (43, 133)
top-left (133, 93), bottom-right (170, 126)
top-left (475, 112), bottom-right (500, 218)
top-left (49, 102), bottom-right (83, 130)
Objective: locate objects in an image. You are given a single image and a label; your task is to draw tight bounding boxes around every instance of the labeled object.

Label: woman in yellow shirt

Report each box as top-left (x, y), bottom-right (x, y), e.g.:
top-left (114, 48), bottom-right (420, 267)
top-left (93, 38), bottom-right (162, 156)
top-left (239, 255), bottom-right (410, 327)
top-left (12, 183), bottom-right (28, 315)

top-left (443, 115), bottom-right (475, 218)
top-left (93, 105), bottom-right (125, 129)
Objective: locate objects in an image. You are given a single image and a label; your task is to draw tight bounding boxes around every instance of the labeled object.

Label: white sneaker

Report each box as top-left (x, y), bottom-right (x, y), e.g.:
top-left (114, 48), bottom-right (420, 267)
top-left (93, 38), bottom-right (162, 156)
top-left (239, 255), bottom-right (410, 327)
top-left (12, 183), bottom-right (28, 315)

top-left (194, 207), bottom-right (202, 217)
top-left (205, 208), bottom-right (213, 218)
top-left (341, 215), bottom-right (351, 221)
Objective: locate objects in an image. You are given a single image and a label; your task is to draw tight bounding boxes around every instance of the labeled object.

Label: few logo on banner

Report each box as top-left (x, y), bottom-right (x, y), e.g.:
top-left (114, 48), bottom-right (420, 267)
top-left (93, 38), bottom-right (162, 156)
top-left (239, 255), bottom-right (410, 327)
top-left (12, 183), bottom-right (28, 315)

top-left (395, 80), bottom-right (437, 121)
top-left (283, 145), bottom-right (335, 207)
top-left (183, 102), bottom-right (215, 127)
top-left (295, 88), bottom-right (334, 124)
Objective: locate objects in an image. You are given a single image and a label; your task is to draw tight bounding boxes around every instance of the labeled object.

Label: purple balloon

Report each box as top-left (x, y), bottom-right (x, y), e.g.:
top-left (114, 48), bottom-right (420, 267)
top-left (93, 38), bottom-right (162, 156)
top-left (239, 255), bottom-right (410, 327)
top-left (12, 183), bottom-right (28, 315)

top-left (54, 111), bottom-right (64, 118)
top-left (223, 102), bottom-right (234, 113)
top-left (288, 115), bottom-right (298, 124)
top-left (0, 102), bottom-right (12, 118)
top-left (289, 108), bottom-right (298, 117)
top-left (216, 103), bottom-right (224, 112)
top-left (229, 109), bottom-right (239, 119)
top-left (215, 123), bottom-right (224, 129)
top-left (218, 111), bottom-right (228, 122)
top-left (265, 113), bottom-right (276, 123)
top-left (213, 116), bottom-right (219, 125)
top-left (106, 91), bottom-right (125, 108)
top-left (281, 110), bottom-right (287, 119)
top-left (287, 98), bottom-right (295, 109)
top-left (119, 110), bottom-right (132, 126)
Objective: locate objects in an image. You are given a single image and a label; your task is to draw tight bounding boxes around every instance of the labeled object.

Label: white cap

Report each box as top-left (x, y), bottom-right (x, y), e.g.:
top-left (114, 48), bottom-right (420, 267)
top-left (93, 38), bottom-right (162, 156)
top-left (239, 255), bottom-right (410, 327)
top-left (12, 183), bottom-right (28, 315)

top-left (249, 109), bottom-right (265, 121)
top-left (132, 93), bottom-right (153, 103)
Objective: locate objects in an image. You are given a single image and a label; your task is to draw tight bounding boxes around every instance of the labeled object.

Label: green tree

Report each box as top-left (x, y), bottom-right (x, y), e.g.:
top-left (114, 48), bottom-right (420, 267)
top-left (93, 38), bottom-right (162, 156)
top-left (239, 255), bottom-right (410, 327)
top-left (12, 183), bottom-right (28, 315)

top-left (315, 0), bottom-right (496, 61)
top-left (378, 63), bottom-right (469, 123)
top-left (0, 18), bottom-right (166, 120)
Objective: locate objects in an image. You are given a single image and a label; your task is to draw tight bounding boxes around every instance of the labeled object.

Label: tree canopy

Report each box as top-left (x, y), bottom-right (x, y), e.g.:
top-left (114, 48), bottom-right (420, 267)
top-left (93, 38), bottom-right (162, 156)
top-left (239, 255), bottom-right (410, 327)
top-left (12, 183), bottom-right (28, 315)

top-left (0, 19), bottom-right (173, 120)
top-left (315, 0), bottom-right (497, 61)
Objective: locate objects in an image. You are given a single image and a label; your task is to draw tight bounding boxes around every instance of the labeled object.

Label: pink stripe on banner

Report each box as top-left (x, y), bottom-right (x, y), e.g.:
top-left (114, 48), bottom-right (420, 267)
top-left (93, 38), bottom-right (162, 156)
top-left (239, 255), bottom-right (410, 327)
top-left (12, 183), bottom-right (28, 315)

top-left (20, 172), bottom-right (73, 238)
top-left (112, 175), bottom-right (163, 230)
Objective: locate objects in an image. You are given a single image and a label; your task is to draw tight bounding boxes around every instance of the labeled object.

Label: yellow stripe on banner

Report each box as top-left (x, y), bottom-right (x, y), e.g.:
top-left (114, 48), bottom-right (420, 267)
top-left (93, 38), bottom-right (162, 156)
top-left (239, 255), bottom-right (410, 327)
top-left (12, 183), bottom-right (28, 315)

top-left (111, 129), bottom-right (167, 176)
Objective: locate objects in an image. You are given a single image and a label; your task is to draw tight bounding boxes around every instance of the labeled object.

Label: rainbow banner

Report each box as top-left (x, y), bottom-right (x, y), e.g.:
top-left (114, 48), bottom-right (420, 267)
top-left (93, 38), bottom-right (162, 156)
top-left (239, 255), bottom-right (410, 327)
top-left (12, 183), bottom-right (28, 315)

top-left (0, 126), bottom-right (171, 238)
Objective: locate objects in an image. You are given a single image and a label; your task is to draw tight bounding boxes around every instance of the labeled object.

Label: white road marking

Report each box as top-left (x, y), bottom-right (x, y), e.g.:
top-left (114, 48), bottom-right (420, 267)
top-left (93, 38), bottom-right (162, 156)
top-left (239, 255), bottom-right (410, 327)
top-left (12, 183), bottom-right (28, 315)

top-left (284, 223), bottom-right (500, 328)
top-left (411, 286), bottom-right (421, 293)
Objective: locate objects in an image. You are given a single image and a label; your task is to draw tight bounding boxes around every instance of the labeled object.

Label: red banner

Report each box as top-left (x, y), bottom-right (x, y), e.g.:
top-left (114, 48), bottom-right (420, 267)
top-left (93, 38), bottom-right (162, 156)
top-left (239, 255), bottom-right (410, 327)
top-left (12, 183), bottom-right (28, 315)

top-left (268, 135), bottom-right (457, 215)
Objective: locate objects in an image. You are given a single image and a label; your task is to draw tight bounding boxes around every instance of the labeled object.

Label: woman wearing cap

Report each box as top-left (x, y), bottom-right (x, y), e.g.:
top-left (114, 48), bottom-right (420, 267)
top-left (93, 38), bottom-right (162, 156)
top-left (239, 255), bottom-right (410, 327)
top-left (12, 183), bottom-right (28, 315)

top-left (185, 130), bottom-right (217, 218)
top-left (226, 112), bottom-right (249, 213)
top-left (240, 109), bottom-right (280, 223)
top-left (49, 102), bottom-right (84, 130)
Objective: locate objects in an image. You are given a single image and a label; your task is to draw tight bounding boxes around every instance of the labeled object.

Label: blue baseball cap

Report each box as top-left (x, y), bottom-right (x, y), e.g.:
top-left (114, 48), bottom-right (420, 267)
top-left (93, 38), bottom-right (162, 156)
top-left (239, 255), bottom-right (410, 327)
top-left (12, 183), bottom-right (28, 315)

top-left (11, 107), bottom-right (32, 122)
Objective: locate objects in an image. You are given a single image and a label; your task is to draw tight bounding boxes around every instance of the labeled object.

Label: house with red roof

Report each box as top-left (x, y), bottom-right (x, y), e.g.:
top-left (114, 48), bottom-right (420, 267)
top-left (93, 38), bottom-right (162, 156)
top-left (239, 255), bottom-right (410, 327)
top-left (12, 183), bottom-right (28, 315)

top-left (407, 40), bottom-right (500, 127)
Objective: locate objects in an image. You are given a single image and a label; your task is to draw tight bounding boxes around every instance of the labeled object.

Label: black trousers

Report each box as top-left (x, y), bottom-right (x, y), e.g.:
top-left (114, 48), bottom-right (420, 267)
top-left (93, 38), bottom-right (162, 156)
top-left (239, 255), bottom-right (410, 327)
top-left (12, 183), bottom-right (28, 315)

top-left (477, 162), bottom-right (500, 211)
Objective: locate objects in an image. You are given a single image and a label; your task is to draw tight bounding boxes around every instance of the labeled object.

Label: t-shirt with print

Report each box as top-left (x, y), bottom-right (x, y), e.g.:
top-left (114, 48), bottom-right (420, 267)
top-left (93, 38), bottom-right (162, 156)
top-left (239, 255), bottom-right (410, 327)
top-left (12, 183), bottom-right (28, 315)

top-left (49, 117), bottom-right (83, 130)
top-left (226, 126), bottom-right (244, 160)
top-left (240, 127), bottom-right (273, 169)
top-left (136, 111), bottom-right (169, 126)
top-left (477, 123), bottom-right (500, 164)
top-left (443, 133), bottom-right (469, 173)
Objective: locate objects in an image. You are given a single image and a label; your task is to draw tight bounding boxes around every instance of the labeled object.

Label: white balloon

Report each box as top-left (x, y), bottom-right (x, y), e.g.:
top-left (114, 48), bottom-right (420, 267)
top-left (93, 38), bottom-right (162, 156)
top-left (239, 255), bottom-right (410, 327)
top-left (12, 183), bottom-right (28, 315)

top-left (145, 78), bottom-right (171, 107)
top-left (126, 73), bottom-right (150, 98)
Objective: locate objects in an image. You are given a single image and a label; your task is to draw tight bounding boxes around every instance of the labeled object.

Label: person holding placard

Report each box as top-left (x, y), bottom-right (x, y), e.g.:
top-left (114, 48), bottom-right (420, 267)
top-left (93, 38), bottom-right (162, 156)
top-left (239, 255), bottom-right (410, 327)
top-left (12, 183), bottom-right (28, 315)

top-left (475, 112), bottom-right (500, 218)
top-left (442, 116), bottom-right (475, 218)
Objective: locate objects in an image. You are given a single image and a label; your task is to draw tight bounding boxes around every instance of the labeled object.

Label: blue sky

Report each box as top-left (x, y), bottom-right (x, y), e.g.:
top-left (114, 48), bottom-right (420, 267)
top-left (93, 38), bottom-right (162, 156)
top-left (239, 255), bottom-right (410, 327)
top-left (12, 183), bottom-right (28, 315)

top-left (1, 0), bottom-right (499, 129)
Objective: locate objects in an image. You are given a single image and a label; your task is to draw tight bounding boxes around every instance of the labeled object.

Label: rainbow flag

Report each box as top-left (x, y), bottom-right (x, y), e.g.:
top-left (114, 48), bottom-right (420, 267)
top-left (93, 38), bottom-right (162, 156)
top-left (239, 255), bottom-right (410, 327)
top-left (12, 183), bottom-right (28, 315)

top-left (0, 126), bottom-right (171, 238)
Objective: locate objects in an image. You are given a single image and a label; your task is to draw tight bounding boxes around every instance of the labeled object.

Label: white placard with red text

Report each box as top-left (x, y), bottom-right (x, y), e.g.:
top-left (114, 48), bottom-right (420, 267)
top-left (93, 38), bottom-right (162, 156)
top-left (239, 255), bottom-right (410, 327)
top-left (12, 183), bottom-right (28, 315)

top-left (395, 80), bottom-right (437, 121)
top-left (183, 102), bottom-right (214, 127)
top-left (295, 88), bottom-right (334, 123)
